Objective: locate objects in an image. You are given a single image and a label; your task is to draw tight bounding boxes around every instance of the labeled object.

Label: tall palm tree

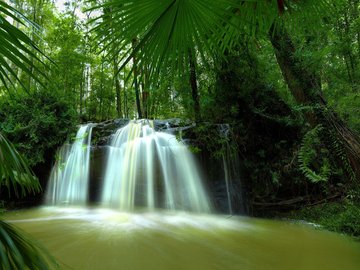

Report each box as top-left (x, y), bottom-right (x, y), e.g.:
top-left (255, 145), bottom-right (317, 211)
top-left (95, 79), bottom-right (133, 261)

top-left (0, 2), bottom-right (57, 269)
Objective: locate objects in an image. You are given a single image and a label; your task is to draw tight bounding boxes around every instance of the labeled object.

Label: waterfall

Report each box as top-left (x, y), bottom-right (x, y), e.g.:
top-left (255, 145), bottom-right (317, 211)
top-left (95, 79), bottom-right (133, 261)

top-left (45, 124), bottom-right (93, 205)
top-left (45, 120), bottom-right (212, 213)
top-left (101, 120), bottom-right (211, 213)
top-left (218, 124), bottom-right (243, 215)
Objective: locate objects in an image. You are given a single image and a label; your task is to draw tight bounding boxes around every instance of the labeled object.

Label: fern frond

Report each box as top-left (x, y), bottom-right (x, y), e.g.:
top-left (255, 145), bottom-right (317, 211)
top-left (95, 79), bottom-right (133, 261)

top-left (298, 125), bottom-right (331, 183)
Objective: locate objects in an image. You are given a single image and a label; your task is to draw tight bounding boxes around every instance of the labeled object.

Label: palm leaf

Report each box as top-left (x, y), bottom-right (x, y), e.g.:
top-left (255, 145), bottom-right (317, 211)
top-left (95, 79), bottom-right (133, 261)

top-left (90, 0), bottom-right (247, 82)
top-left (0, 133), bottom-right (56, 270)
top-left (0, 220), bottom-right (58, 270)
top-left (0, 133), bottom-right (40, 197)
top-left (91, 0), bottom-right (338, 85)
top-left (0, 1), bottom-right (48, 91)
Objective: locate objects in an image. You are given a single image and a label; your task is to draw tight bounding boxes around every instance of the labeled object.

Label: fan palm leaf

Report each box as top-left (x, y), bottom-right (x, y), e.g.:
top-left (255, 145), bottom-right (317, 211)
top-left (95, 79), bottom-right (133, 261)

top-left (0, 133), bottom-right (40, 197)
top-left (0, 3), bottom-right (58, 270)
top-left (91, 0), bottom-right (338, 84)
top-left (0, 1), bottom-right (47, 91)
top-left (0, 220), bottom-right (58, 270)
top-left (0, 131), bottom-right (57, 270)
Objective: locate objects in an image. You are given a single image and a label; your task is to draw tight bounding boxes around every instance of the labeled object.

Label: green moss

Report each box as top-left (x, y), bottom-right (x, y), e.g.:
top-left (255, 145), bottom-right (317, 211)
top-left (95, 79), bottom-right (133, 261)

top-left (286, 200), bottom-right (360, 239)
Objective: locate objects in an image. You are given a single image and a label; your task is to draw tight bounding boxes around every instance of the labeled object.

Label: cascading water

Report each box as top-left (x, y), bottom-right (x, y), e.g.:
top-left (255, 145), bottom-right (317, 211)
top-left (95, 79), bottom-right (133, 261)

top-left (218, 124), bottom-right (243, 215)
top-left (45, 124), bottom-right (93, 205)
top-left (101, 120), bottom-right (211, 213)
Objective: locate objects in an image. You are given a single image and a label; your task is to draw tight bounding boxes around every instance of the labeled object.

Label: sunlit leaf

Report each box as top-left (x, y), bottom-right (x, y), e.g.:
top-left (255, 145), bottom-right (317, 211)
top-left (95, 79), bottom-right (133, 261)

top-left (0, 1), bottom-right (48, 91)
top-left (91, 0), bottom-right (338, 86)
top-left (0, 220), bottom-right (58, 270)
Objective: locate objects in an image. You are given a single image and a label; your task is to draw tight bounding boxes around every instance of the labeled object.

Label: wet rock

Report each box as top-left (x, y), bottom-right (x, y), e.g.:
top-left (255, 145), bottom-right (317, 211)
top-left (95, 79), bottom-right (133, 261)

top-left (91, 119), bottom-right (130, 146)
top-left (89, 146), bottom-right (108, 202)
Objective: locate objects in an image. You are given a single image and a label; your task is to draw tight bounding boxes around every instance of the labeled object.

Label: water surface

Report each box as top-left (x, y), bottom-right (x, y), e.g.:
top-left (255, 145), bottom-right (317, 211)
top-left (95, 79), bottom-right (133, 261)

top-left (4, 207), bottom-right (360, 270)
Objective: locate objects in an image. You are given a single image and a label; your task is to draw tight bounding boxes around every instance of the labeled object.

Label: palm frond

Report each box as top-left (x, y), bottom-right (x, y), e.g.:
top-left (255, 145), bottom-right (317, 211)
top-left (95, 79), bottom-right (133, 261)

top-left (0, 1), bottom-right (48, 91)
top-left (90, 0), bottom-right (250, 83)
top-left (0, 220), bottom-right (58, 270)
top-left (0, 133), bottom-right (40, 197)
top-left (91, 0), bottom-right (338, 85)
top-left (0, 4), bottom-right (57, 270)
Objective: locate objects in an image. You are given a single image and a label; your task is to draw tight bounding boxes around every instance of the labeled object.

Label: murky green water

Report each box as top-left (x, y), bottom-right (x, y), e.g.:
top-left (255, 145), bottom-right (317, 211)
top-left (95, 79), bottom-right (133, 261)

top-left (3, 207), bottom-right (360, 270)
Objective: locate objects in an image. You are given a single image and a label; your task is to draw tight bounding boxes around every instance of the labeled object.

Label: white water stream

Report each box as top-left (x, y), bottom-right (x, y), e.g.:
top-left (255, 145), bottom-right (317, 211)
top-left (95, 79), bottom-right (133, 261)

top-left (46, 120), bottom-right (211, 213)
top-left (45, 124), bottom-right (93, 205)
top-left (101, 120), bottom-right (211, 212)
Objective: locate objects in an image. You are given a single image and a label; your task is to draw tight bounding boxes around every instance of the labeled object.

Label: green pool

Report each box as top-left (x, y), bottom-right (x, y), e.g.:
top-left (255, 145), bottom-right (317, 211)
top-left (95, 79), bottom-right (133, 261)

top-left (4, 207), bottom-right (360, 270)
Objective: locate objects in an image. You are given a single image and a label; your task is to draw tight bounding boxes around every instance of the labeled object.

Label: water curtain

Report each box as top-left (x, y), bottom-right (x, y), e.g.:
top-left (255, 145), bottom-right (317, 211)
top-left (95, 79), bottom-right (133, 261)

top-left (46, 120), bottom-right (211, 213)
top-left (101, 120), bottom-right (211, 212)
top-left (45, 124), bottom-right (93, 205)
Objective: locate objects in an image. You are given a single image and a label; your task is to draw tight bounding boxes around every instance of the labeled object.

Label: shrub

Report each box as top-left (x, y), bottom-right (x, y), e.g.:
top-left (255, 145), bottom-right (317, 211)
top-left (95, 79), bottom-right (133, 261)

top-left (0, 90), bottom-right (77, 167)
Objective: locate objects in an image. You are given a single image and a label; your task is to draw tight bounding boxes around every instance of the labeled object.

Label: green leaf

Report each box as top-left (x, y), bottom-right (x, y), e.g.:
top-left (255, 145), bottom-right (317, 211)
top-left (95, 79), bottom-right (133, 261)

top-left (90, 0), bottom-right (337, 87)
top-left (0, 133), bottom-right (40, 197)
top-left (0, 221), bottom-right (58, 270)
top-left (0, 2), bottom-right (49, 92)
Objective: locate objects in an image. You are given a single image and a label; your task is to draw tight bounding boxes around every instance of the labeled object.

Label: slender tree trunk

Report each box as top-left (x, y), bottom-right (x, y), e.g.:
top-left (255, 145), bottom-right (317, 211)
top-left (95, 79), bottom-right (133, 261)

top-left (132, 39), bottom-right (143, 119)
top-left (142, 84), bottom-right (149, 119)
top-left (123, 70), bottom-right (128, 118)
top-left (141, 66), bottom-right (149, 119)
top-left (99, 60), bottom-right (105, 120)
top-left (141, 68), bottom-right (147, 119)
top-left (115, 78), bottom-right (122, 118)
top-left (113, 58), bottom-right (122, 118)
top-left (189, 50), bottom-right (201, 122)
top-left (79, 79), bottom-right (83, 116)
top-left (343, 11), bottom-right (358, 89)
top-left (269, 23), bottom-right (360, 181)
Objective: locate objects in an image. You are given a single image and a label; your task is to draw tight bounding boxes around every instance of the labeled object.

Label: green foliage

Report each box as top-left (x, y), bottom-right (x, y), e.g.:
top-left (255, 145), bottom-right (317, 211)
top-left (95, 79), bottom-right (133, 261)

top-left (190, 123), bottom-right (236, 160)
top-left (0, 1), bottom-right (47, 91)
top-left (91, 0), bottom-right (336, 88)
top-left (326, 123), bottom-right (357, 185)
top-left (298, 125), bottom-right (331, 183)
top-left (46, 13), bottom-right (88, 97)
top-left (0, 133), bottom-right (40, 197)
top-left (0, 90), bottom-right (77, 166)
top-left (329, 91), bottom-right (360, 133)
top-left (288, 200), bottom-right (360, 238)
top-left (0, 220), bottom-right (58, 270)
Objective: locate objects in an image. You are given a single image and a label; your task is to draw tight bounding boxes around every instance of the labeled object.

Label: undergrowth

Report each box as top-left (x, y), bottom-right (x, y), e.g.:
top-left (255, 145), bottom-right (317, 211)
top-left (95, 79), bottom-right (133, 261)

top-left (285, 199), bottom-right (360, 239)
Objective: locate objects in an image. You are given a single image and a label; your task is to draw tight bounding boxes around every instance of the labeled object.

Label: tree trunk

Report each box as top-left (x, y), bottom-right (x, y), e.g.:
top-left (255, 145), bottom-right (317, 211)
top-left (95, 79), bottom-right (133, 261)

top-left (113, 58), bottom-right (122, 118)
top-left (98, 60), bottom-right (105, 120)
top-left (142, 88), bottom-right (149, 119)
top-left (189, 50), bottom-right (201, 122)
top-left (141, 66), bottom-right (149, 119)
top-left (269, 23), bottom-right (360, 181)
top-left (132, 39), bottom-right (143, 119)
top-left (79, 79), bottom-right (83, 116)
top-left (123, 70), bottom-right (128, 118)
